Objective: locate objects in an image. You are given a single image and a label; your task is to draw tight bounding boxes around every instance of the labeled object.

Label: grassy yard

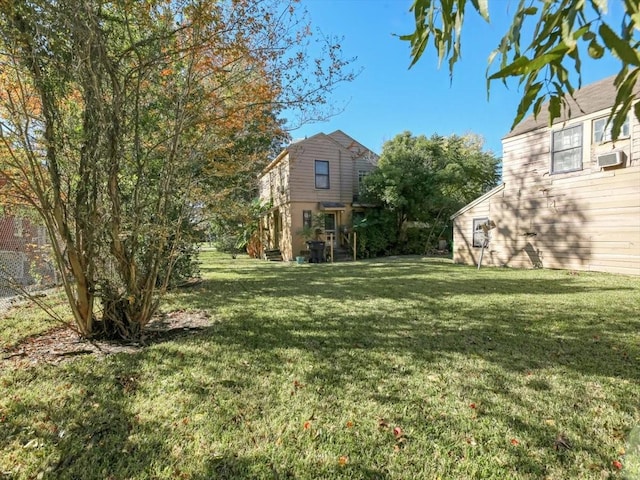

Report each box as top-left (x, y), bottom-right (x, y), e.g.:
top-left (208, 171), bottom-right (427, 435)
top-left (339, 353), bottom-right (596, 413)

top-left (1, 252), bottom-right (639, 479)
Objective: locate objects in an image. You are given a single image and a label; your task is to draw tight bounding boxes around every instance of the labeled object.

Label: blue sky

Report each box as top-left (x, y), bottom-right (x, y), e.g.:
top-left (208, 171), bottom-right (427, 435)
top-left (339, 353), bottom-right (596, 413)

top-left (290, 0), bottom-right (624, 157)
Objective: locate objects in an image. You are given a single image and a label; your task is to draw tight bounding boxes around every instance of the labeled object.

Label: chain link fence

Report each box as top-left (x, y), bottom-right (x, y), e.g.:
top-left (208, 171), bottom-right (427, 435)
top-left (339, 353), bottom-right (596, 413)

top-left (0, 215), bottom-right (59, 313)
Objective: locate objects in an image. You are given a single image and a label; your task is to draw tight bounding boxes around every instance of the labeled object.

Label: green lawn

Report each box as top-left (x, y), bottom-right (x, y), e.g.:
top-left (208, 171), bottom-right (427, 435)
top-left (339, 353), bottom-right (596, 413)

top-left (1, 252), bottom-right (639, 479)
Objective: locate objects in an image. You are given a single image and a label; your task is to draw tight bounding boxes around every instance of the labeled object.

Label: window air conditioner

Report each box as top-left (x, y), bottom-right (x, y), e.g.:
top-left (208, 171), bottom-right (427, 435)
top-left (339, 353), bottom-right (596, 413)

top-left (596, 151), bottom-right (623, 168)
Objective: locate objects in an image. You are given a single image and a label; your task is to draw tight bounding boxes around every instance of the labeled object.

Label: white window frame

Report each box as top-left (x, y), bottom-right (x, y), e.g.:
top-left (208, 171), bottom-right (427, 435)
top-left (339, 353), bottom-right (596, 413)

top-left (472, 217), bottom-right (489, 248)
top-left (593, 116), bottom-right (630, 144)
top-left (551, 124), bottom-right (583, 174)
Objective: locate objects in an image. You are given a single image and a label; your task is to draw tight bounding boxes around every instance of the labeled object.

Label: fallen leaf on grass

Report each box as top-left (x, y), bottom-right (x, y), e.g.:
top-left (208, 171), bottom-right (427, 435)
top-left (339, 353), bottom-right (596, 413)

top-left (510, 438), bottom-right (519, 446)
top-left (346, 421), bottom-right (354, 428)
top-left (303, 421), bottom-right (311, 430)
top-left (338, 456), bottom-right (348, 466)
top-left (612, 460), bottom-right (623, 470)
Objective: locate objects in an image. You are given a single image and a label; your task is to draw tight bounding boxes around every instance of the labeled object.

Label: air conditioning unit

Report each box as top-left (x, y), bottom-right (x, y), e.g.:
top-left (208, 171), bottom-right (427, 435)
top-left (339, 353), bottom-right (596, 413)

top-left (596, 151), bottom-right (624, 168)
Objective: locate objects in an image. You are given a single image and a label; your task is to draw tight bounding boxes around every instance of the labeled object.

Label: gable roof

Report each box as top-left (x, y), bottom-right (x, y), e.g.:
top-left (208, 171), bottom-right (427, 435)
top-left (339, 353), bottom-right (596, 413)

top-left (327, 130), bottom-right (378, 159)
top-left (504, 75), bottom-right (640, 139)
top-left (450, 183), bottom-right (506, 220)
top-left (260, 131), bottom-right (377, 175)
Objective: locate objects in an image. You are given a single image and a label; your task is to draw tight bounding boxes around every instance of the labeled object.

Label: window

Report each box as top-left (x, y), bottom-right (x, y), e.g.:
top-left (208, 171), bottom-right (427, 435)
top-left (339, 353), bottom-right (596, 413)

top-left (324, 213), bottom-right (336, 232)
top-left (472, 217), bottom-right (489, 248)
top-left (551, 124), bottom-right (583, 174)
top-left (357, 170), bottom-right (369, 192)
top-left (593, 116), bottom-right (630, 143)
top-left (315, 160), bottom-right (329, 189)
top-left (303, 210), bottom-right (312, 229)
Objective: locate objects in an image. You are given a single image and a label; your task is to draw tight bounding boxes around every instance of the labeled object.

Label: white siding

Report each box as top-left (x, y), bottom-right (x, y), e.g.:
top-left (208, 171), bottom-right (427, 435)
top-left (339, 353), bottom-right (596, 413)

top-left (454, 105), bottom-right (640, 275)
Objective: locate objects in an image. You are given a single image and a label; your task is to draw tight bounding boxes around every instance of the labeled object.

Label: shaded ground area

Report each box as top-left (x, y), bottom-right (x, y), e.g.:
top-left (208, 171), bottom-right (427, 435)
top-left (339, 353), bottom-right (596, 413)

top-left (1, 310), bottom-right (211, 368)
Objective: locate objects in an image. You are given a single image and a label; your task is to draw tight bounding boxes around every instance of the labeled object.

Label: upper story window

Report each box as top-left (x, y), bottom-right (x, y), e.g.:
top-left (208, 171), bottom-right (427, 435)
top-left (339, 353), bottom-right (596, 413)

top-left (315, 160), bottom-right (329, 189)
top-left (551, 124), bottom-right (583, 174)
top-left (357, 170), bottom-right (369, 193)
top-left (593, 116), bottom-right (630, 144)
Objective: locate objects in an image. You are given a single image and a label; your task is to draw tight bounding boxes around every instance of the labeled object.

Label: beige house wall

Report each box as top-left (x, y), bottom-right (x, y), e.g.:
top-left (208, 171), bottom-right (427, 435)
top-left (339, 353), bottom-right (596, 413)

top-left (453, 105), bottom-right (640, 275)
top-left (287, 136), bottom-right (355, 204)
top-left (258, 131), bottom-right (378, 261)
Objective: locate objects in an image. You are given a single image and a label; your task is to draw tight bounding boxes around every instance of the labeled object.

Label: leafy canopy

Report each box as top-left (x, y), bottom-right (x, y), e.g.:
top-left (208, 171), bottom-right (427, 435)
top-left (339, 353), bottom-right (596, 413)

top-left (0, 0), bottom-right (355, 339)
top-left (361, 131), bottom-right (499, 249)
top-left (402, 0), bottom-right (640, 140)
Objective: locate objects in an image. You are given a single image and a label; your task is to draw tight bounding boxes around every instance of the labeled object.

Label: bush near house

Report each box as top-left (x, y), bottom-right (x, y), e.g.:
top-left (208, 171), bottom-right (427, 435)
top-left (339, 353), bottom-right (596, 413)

top-left (358, 132), bottom-right (500, 257)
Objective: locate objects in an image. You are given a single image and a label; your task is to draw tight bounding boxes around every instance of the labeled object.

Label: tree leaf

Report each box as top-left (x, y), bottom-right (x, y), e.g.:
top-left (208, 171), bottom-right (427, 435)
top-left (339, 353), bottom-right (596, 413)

top-left (532, 95), bottom-right (545, 119)
top-left (599, 23), bottom-right (640, 66)
top-left (512, 81), bottom-right (543, 127)
top-left (587, 39), bottom-right (604, 59)
top-left (470, 0), bottom-right (490, 21)
top-left (548, 95), bottom-right (561, 124)
top-left (488, 55), bottom-right (530, 80)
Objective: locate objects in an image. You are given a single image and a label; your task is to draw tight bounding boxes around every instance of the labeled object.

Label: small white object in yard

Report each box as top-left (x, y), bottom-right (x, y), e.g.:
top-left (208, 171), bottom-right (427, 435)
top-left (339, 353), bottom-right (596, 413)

top-left (477, 220), bottom-right (497, 270)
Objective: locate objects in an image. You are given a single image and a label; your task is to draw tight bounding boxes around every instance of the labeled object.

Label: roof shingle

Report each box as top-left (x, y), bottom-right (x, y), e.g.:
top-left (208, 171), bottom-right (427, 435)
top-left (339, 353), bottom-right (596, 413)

top-left (504, 75), bottom-right (640, 139)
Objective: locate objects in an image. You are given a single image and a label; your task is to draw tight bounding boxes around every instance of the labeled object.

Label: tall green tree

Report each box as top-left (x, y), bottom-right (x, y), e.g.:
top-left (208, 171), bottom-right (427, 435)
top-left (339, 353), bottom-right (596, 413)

top-left (402, 0), bottom-right (640, 140)
top-left (361, 132), bottom-right (499, 250)
top-left (0, 0), bottom-right (354, 339)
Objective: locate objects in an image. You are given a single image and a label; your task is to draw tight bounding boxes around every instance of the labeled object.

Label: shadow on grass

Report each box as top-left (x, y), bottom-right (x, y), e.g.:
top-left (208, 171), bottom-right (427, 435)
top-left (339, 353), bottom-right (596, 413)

top-left (173, 258), bottom-right (639, 383)
top-left (0, 355), bottom-right (171, 479)
top-left (2, 256), bottom-right (637, 478)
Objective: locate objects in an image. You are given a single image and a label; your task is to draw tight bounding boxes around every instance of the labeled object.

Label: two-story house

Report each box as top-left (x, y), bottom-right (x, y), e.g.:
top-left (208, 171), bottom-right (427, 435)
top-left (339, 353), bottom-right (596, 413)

top-left (451, 75), bottom-right (640, 275)
top-left (258, 130), bottom-right (378, 261)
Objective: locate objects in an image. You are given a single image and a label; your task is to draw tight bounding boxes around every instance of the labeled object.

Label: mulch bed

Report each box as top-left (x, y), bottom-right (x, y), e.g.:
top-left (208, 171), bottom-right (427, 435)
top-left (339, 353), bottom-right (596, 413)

top-left (1, 310), bottom-right (212, 369)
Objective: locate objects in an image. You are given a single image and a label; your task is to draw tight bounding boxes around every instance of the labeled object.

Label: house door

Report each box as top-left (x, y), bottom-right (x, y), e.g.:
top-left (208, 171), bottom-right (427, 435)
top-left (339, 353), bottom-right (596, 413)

top-left (324, 213), bottom-right (338, 248)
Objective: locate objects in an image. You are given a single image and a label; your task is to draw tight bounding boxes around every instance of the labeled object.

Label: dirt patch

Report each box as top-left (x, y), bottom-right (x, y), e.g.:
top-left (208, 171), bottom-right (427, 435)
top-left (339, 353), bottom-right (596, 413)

top-left (1, 310), bottom-right (212, 368)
